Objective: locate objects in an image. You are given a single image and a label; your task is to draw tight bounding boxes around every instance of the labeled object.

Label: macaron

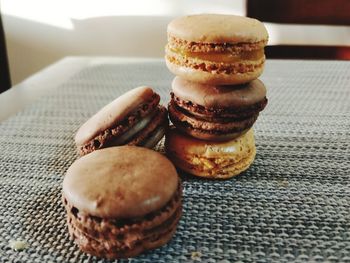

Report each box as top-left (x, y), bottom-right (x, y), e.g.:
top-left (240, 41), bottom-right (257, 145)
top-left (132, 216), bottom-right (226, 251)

top-left (165, 14), bottom-right (268, 85)
top-left (168, 77), bottom-right (267, 141)
top-left (62, 146), bottom-right (182, 259)
top-left (165, 127), bottom-right (256, 179)
top-left (75, 86), bottom-right (168, 155)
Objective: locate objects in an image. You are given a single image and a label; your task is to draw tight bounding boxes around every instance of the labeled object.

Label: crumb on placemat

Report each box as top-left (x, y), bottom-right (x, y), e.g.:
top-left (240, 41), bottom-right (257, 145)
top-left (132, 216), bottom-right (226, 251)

top-left (277, 179), bottom-right (289, 188)
top-left (191, 251), bottom-right (202, 261)
top-left (9, 240), bottom-right (28, 251)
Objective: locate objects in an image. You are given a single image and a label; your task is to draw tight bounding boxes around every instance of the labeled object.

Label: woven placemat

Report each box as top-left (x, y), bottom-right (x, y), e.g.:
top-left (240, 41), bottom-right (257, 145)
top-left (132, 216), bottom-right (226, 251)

top-left (1, 60), bottom-right (350, 263)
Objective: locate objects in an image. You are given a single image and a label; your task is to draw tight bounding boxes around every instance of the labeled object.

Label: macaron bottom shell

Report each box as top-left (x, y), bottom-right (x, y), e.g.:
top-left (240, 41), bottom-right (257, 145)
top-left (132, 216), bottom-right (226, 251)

top-left (165, 51), bottom-right (265, 85)
top-left (168, 146), bottom-right (256, 179)
top-left (63, 185), bottom-right (182, 259)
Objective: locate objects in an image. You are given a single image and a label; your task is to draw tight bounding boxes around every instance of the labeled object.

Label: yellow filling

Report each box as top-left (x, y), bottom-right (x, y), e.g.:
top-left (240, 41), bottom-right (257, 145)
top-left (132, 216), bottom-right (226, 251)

top-left (191, 155), bottom-right (245, 171)
top-left (171, 48), bottom-right (264, 63)
top-left (189, 155), bottom-right (252, 177)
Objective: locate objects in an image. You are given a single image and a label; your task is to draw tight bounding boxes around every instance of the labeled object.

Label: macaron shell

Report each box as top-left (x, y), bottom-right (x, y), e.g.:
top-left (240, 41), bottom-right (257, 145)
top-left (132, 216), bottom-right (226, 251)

top-left (167, 128), bottom-right (255, 157)
top-left (167, 14), bottom-right (268, 44)
top-left (172, 77), bottom-right (267, 109)
top-left (67, 213), bottom-right (181, 259)
top-left (168, 147), bottom-right (256, 179)
top-left (165, 128), bottom-right (256, 179)
top-left (165, 57), bottom-right (264, 85)
top-left (63, 146), bottom-right (179, 218)
top-left (75, 86), bottom-right (158, 147)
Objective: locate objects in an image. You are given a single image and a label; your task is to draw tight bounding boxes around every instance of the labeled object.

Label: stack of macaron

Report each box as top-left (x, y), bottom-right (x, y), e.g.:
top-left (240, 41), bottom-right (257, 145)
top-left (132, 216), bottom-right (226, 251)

top-left (165, 14), bottom-right (269, 179)
top-left (62, 13), bottom-right (270, 260)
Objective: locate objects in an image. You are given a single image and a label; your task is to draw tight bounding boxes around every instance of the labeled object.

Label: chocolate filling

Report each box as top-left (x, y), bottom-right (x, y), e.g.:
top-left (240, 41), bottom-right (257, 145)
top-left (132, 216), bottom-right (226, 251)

top-left (169, 100), bottom-right (258, 133)
top-left (171, 93), bottom-right (267, 120)
top-left (169, 113), bottom-right (254, 135)
top-left (172, 101), bottom-right (257, 124)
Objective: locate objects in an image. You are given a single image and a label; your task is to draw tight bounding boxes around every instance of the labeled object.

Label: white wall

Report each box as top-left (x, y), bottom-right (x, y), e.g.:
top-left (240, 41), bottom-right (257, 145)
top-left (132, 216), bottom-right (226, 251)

top-left (1, 0), bottom-right (350, 85)
top-left (2, 0), bottom-right (245, 85)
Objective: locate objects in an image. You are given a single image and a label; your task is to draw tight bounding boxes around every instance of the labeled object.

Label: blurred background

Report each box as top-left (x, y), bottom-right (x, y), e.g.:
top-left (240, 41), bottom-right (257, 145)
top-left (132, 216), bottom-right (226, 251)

top-left (1, 0), bottom-right (350, 88)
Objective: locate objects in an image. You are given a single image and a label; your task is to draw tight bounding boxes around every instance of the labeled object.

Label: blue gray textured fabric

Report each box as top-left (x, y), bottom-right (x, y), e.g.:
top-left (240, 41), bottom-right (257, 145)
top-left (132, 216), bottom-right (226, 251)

top-left (0, 60), bottom-right (350, 263)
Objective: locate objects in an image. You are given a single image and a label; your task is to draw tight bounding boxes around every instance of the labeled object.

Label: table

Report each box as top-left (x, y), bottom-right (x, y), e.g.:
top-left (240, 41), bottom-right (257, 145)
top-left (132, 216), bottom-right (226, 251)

top-left (0, 57), bottom-right (162, 122)
top-left (0, 57), bottom-right (350, 262)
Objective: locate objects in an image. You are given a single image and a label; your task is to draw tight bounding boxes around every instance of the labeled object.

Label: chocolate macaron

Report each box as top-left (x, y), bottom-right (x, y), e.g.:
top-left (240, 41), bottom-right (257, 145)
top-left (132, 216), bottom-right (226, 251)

top-left (75, 86), bottom-right (168, 155)
top-left (62, 146), bottom-right (182, 259)
top-left (165, 127), bottom-right (256, 179)
top-left (165, 14), bottom-right (268, 85)
top-left (168, 77), bottom-right (267, 141)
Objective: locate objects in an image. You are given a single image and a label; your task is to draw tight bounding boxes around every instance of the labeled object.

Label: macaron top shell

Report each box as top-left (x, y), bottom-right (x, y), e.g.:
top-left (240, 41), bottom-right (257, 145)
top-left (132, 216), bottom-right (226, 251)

top-left (172, 77), bottom-right (267, 108)
top-left (167, 14), bottom-right (268, 44)
top-left (75, 86), bottom-right (158, 146)
top-left (63, 146), bottom-right (179, 219)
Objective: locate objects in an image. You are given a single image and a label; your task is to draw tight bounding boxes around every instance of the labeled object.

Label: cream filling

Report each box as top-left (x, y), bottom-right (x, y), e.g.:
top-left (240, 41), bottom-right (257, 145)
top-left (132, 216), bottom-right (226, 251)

top-left (142, 126), bottom-right (166, 148)
top-left (169, 47), bottom-right (264, 63)
top-left (110, 111), bottom-right (156, 146)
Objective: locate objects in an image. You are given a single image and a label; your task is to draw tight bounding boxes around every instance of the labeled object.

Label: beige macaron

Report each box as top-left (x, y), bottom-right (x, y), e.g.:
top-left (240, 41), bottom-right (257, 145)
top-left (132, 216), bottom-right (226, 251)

top-left (165, 127), bottom-right (256, 179)
top-left (165, 14), bottom-right (268, 85)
